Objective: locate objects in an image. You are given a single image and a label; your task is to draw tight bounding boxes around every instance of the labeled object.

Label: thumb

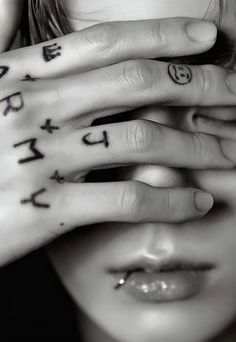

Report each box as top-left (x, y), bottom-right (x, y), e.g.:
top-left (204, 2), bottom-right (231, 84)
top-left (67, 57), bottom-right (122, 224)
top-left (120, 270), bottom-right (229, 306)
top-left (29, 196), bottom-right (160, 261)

top-left (0, 0), bottom-right (24, 52)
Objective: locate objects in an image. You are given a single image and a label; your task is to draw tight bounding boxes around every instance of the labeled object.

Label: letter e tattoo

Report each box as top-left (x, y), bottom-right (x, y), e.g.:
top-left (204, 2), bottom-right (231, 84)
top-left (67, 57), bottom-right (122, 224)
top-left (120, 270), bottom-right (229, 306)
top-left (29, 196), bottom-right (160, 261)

top-left (43, 43), bottom-right (62, 62)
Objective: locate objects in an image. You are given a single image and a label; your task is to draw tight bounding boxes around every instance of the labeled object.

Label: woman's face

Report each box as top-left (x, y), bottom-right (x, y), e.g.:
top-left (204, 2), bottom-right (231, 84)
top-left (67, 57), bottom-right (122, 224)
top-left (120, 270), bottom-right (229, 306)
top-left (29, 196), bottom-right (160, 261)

top-left (49, 1), bottom-right (236, 342)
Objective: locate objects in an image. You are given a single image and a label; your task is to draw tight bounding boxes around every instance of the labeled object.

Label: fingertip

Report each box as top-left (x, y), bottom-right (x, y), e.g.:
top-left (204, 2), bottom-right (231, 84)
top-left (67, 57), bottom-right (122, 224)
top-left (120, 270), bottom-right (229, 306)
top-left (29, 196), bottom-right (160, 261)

top-left (185, 20), bottom-right (217, 44)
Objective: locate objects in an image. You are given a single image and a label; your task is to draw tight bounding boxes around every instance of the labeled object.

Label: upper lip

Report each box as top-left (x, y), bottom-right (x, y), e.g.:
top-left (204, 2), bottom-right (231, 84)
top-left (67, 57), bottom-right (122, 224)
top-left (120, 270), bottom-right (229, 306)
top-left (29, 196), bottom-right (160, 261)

top-left (108, 256), bottom-right (216, 274)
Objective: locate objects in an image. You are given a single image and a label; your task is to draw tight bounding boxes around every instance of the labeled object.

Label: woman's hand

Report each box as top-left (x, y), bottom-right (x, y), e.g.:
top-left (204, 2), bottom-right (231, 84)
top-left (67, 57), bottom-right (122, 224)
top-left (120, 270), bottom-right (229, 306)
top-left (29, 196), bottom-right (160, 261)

top-left (0, 17), bottom-right (236, 266)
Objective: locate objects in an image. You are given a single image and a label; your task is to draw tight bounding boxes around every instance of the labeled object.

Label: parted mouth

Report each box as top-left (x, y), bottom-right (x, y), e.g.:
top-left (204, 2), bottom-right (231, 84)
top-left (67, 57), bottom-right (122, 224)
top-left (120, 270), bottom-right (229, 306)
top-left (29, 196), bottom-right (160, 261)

top-left (108, 256), bottom-right (216, 303)
top-left (108, 257), bottom-right (216, 274)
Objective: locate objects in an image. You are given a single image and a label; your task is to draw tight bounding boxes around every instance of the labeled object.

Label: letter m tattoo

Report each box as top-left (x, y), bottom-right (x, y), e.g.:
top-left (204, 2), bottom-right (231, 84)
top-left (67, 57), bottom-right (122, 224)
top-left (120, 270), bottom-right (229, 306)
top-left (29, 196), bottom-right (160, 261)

top-left (13, 138), bottom-right (45, 164)
top-left (0, 92), bottom-right (24, 116)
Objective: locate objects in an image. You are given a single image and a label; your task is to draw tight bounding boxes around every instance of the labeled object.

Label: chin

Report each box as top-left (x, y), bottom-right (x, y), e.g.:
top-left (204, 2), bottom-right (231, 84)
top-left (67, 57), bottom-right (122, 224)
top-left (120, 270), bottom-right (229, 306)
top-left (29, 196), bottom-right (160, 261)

top-left (48, 236), bottom-right (236, 342)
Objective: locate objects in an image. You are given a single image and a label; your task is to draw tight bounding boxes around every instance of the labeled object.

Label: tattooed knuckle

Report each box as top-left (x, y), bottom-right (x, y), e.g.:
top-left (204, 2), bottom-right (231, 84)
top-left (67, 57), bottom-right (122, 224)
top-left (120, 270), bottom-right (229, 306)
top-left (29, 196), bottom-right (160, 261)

top-left (42, 42), bottom-right (62, 62)
top-left (126, 119), bottom-right (157, 152)
top-left (83, 23), bottom-right (119, 54)
top-left (118, 60), bottom-right (155, 92)
top-left (119, 181), bottom-right (144, 218)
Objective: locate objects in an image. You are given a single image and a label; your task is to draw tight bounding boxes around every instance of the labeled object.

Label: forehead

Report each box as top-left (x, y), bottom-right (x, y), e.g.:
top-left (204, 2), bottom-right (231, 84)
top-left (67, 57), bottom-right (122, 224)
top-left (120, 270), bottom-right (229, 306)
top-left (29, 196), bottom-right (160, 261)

top-left (68, 0), bottom-right (236, 44)
top-left (73, 0), bottom-right (215, 19)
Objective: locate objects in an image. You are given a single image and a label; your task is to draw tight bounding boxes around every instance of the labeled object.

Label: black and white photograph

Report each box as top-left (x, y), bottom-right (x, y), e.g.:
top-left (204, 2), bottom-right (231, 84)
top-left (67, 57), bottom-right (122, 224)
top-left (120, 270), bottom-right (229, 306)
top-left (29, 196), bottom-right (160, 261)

top-left (0, 0), bottom-right (236, 341)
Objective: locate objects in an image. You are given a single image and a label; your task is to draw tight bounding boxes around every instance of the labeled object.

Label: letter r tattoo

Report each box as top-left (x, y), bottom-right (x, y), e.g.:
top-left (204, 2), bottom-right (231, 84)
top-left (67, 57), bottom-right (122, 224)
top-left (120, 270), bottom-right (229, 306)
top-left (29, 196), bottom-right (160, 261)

top-left (0, 92), bottom-right (24, 116)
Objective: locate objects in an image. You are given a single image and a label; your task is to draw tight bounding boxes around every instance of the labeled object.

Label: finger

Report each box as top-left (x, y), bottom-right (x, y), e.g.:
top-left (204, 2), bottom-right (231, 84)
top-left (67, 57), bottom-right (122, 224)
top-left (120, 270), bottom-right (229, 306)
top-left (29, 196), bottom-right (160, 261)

top-left (194, 114), bottom-right (236, 139)
top-left (0, 17), bottom-right (217, 79)
top-left (50, 182), bottom-right (214, 229)
top-left (1, 59), bottom-right (235, 128)
top-left (49, 120), bottom-right (233, 174)
top-left (17, 60), bottom-right (236, 126)
top-left (0, 181), bottom-right (213, 265)
top-left (0, 0), bottom-right (24, 52)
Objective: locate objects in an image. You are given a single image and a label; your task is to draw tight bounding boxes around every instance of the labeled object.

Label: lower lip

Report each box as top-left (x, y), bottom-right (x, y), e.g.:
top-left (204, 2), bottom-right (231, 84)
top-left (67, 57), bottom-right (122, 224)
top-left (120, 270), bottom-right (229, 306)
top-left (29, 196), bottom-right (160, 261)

top-left (115, 270), bottom-right (211, 303)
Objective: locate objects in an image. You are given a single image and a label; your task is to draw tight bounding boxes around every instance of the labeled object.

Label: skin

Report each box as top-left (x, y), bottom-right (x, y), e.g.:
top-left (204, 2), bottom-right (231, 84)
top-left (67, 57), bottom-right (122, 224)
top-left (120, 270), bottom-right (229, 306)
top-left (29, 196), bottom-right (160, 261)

top-left (2, 3), bottom-right (236, 265)
top-left (0, 1), bottom-right (236, 340)
top-left (45, 1), bottom-right (236, 342)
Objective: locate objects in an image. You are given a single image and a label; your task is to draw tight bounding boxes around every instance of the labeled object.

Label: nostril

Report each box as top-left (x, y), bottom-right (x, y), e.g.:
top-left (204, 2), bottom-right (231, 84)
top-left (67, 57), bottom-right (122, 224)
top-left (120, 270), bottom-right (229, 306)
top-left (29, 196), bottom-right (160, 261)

top-left (177, 108), bottom-right (199, 132)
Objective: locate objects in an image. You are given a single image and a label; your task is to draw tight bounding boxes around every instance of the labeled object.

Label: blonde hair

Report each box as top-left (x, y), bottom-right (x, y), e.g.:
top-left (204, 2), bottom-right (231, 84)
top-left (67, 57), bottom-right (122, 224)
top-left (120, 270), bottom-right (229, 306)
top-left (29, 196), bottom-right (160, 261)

top-left (26, 0), bottom-right (235, 68)
top-left (27, 0), bottom-right (72, 44)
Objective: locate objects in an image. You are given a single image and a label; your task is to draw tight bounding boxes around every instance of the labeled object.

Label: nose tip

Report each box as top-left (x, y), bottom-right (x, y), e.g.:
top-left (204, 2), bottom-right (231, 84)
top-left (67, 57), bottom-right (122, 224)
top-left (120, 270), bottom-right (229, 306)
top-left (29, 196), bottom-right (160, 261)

top-left (129, 106), bottom-right (198, 188)
top-left (124, 165), bottom-right (187, 188)
top-left (133, 105), bottom-right (197, 130)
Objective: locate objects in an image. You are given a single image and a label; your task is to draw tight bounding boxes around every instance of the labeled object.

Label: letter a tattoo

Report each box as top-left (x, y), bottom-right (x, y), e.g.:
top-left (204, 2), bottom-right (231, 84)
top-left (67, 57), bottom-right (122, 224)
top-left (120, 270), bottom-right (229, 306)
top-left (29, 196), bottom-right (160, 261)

top-left (0, 66), bottom-right (9, 79)
top-left (21, 188), bottom-right (50, 209)
top-left (43, 43), bottom-right (62, 62)
top-left (13, 138), bottom-right (44, 164)
top-left (0, 92), bottom-right (24, 116)
top-left (82, 131), bottom-right (109, 148)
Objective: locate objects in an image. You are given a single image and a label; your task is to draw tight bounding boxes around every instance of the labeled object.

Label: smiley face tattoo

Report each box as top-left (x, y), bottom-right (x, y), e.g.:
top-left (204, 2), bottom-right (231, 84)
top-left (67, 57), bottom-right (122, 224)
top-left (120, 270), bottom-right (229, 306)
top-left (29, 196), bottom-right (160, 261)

top-left (168, 64), bottom-right (192, 85)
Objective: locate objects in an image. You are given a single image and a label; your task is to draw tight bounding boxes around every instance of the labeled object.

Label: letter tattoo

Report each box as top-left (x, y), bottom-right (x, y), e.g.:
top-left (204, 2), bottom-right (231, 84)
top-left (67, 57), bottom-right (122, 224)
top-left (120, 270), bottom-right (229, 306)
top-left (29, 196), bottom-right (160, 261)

top-left (21, 188), bottom-right (50, 209)
top-left (168, 64), bottom-right (192, 85)
top-left (0, 92), bottom-right (24, 116)
top-left (43, 43), bottom-right (62, 62)
top-left (82, 131), bottom-right (109, 148)
top-left (13, 138), bottom-right (44, 164)
top-left (50, 170), bottom-right (65, 184)
top-left (40, 119), bottom-right (59, 134)
top-left (0, 66), bottom-right (9, 79)
top-left (21, 74), bottom-right (40, 82)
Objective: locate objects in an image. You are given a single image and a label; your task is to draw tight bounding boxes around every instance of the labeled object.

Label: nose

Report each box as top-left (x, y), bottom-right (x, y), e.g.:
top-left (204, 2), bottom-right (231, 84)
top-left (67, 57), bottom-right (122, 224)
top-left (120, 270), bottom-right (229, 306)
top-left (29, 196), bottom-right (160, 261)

top-left (127, 105), bottom-right (198, 188)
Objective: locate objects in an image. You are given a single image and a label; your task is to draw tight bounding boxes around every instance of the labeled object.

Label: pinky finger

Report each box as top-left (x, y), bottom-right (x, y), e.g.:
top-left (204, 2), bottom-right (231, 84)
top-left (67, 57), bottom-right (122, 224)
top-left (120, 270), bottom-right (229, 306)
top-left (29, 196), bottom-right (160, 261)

top-left (52, 181), bottom-right (214, 230)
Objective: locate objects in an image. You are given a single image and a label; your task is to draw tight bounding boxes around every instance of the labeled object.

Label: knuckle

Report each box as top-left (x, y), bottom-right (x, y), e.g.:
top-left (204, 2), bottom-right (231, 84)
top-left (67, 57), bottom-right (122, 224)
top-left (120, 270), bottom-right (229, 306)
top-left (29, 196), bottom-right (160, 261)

top-left (82, 23), bottom-right (119, 54)
top-left (118, 181), bottom-right (144, 217)
top-left (193, 66), bottom-right (211, 101)
top-left (192, 132), bottom-right (209, 162)
top-left (166, 189), bottom-right (177, 216)
top-left (118, 60), bottom-right (155, 92)
top-left (150, 21), bottom-right (166, 50)
top-left (125, 119), bottom-right (158, 152)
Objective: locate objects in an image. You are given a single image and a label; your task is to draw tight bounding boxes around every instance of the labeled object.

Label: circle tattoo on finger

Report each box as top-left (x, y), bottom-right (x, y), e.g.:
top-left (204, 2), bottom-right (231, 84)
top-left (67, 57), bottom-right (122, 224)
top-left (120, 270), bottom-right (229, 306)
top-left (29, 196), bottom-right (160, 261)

top-left (168, 64), bottom-right (192, 85)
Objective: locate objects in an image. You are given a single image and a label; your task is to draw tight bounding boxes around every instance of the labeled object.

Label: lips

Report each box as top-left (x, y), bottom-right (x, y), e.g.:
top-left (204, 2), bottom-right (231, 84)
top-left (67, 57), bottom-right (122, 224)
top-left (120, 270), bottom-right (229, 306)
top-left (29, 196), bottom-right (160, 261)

top-left (109, 258), bottom-right (215, 304)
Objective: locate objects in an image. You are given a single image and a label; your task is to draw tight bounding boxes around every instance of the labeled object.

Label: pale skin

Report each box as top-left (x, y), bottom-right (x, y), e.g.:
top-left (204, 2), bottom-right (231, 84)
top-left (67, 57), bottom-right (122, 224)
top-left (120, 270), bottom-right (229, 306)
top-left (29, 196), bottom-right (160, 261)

top-left (45, 1), bottom-right (236, 342)
top-left (0, 0), bottom-right (235, 273)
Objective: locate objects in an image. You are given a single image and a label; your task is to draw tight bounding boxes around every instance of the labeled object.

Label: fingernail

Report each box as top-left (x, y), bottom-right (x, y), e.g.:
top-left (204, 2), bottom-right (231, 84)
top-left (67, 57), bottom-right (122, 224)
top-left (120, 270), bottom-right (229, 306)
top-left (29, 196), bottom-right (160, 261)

top-left (226, 73), bottom-right (236, 95)
top-left (194, 191), bottom-right (214, 214)
top-left (186, 20), bottom-right (217, 43)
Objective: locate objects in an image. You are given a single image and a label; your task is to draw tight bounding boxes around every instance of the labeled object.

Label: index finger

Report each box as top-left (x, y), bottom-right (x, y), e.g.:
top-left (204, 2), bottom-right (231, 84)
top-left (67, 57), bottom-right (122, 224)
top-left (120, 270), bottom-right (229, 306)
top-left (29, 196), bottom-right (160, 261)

top-left (0, 17), bottom-right (217, 80)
